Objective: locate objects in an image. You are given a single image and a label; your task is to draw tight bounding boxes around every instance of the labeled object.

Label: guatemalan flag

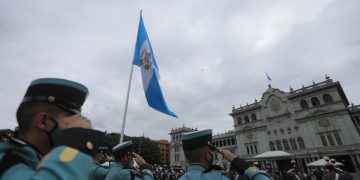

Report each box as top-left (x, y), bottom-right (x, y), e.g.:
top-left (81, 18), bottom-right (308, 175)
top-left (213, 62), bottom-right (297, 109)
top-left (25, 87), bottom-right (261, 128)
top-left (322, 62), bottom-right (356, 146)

top-left (132, 13), bottom-right (178, 118)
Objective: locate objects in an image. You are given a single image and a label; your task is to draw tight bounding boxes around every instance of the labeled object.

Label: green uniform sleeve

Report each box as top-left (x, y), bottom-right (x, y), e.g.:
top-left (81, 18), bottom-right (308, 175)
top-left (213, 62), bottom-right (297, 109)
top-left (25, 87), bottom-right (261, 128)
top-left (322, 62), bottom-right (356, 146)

top-left (1, 146), bottom-right (92, 180)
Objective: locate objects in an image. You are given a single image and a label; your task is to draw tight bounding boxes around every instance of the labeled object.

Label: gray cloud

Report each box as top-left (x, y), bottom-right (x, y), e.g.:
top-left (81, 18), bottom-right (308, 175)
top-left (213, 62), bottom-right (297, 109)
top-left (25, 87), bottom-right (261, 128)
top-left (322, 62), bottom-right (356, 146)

top-left (1, 0), bottom-right (359, 140)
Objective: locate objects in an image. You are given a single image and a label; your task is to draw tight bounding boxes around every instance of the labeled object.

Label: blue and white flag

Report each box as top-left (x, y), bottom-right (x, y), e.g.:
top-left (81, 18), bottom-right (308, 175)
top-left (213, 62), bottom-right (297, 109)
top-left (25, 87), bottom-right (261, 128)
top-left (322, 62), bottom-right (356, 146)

top-left (266, 72), bottom-right (272, 81)
top-left (132, 13), bottom-right (177, 118)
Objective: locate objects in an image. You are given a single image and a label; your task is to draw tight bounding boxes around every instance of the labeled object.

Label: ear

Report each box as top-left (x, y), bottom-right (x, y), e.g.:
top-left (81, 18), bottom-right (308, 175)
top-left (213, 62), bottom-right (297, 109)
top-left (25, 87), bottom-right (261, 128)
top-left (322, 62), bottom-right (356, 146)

top-left (33, 112), bottom-right (48, 130)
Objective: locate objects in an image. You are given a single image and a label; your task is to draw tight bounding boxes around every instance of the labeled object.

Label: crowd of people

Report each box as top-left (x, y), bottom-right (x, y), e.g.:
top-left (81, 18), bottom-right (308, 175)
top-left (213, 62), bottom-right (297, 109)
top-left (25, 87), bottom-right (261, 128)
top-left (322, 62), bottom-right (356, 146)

top-left (0, 77), bottom-right (354, 180)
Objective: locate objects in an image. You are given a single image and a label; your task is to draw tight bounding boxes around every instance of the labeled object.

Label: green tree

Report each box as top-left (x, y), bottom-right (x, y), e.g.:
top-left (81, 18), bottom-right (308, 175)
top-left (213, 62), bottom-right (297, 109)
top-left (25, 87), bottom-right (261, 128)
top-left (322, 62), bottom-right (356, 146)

top-left (102, 133), bottom-right (161, 165)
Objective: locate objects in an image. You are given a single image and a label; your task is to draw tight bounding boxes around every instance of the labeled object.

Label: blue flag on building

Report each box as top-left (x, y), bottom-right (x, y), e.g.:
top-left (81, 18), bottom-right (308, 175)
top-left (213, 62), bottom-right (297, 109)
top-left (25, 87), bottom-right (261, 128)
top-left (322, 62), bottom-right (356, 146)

top-left (132, 13), bottom-right (178, 118)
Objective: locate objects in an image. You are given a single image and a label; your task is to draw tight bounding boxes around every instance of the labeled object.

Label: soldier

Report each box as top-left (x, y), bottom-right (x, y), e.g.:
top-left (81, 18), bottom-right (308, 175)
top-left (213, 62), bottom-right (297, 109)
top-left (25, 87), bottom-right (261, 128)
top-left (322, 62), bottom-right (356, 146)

top-left (323, 162), bottom-right (353, 180)
top-left (90, 146), bottom-right (111, 180)
top-left (179, 129), bottom-right (271, 180)
top-left (0, 78), bottom-right (105, 179)
top-left (105, 141), bottom-right (154, 180)
top-left (254, 162), bottom-right (261, 170)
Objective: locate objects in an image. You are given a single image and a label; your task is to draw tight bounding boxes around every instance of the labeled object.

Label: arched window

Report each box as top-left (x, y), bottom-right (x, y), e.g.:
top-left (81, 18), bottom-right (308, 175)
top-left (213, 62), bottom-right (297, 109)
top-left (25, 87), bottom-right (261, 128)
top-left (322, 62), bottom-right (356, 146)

top-left (244, 116), bottom-right (250, 123)
top-left (300, 100), bottom-right (309, 109)
top-left (269, 141), bottom-right (275, 151)
top-left (311, 97), bottom-right (320, 106)
top-left (297, 137), bottom-right (306, 149)
top-left (276, 140), bottom-right (283, 150)
top-left (237, 117), bottom-right (242, 125)
top-left (323, 94), bottom-right (333, 104)
top-left (290, 138), bottom-right (297, 150)
top-left (251, 114), bottom-right (257, 121)
top-left (282, 139), bottom-right (290, 151)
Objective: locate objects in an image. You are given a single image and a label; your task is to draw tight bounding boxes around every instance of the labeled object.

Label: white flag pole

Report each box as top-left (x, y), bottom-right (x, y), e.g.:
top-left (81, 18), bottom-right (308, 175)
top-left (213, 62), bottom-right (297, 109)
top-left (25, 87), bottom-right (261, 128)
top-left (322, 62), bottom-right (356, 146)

top-left (120, 10), bottom-right (142, 143)
top-left (120, 64), bottom-right (134, 143)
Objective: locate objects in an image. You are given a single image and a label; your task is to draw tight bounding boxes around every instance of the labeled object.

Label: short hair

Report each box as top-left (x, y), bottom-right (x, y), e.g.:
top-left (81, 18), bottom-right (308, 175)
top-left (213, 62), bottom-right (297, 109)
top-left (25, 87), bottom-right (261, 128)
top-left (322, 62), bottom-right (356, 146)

top-left (16, 102), bottom-right (64, 133)
top-left (184, 147), bottom-right (206, 163)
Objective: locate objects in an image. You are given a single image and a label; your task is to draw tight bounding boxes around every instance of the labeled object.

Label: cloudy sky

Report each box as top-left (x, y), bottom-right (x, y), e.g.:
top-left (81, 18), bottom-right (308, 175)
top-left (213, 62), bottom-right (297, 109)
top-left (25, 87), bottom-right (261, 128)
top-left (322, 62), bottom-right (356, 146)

top-left (1, 0), bottom-right (359, 141)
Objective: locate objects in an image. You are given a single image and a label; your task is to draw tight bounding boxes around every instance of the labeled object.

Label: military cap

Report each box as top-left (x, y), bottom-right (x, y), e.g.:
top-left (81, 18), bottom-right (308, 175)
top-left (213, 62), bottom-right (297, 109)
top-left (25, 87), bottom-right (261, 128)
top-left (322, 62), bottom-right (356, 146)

top-left (97, 146), bottom-right (109, 153)
top-left (112, 141), bottom-right (134, 159)
top-left (182, 129), bottom-right (212, 151)
top-left (21, 78), bottom-right (89, 114)
top-left (323, 156), bottom-right (330, 161)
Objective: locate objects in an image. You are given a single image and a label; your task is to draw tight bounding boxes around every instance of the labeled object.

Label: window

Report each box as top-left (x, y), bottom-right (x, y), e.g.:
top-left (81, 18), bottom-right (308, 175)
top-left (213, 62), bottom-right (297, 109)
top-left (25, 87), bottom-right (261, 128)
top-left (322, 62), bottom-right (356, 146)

top-left (227, 139), bottom-right (231, 146)
top-left (276, 140), bottom-right (283, 150)
top-left (323, 94), bottom-right (333, 103)
top-left (244, 116), bottom-right (250, 123)
top-left (269, 141), bottom-right (275, 151)
top-left (246, 146), bottom-right (250, 154)
top-left (282, 139), bottom-right (290, 151)
top-left (327, 134), bottom-right (335, 146)
top-left (300, 100), bottom-right (309, 109)
top-left (219, 141), bottom-right (223, 147)
top-left (320, 135), bottom-right (328, 146)
top-left (237, 117), bottom-right (242, 125)
top-left (250, 146), bottom-right (254, 154)
top-left (231, 138), bottom-right (236, 145)
top-left (290, 138), bottom-right (297, 150)
top-left (311, 97), bottom-right (320, 106)
top-left (254, 145), bottom-right (258, 154)
top-left (223, 140), bottom-right (227, 146)
top-left (251, 114), bottom-right (257, 121)
top-left (334, 133), bottom-right (343, 145)
top-left (297, 137), bottom-right (306, 149)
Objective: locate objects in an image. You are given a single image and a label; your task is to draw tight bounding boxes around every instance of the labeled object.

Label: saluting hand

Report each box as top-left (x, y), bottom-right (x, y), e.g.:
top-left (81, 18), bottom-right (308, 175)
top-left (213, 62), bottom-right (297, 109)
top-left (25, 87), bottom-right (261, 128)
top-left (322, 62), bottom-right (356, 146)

top-left (132, 152), bottom-right (146, 165)
top-left (219, 149), bottom-right (236, 162)
top-left (57, 114), bottom-right (92, 129)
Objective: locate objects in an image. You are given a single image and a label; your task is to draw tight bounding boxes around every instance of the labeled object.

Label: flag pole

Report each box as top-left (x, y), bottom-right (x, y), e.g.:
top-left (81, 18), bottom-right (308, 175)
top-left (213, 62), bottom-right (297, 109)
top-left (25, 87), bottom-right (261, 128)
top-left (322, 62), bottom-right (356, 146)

top-left (120, 10), bottom-right (142, 143)
top-left (119, 64), bottom-right (134, 143)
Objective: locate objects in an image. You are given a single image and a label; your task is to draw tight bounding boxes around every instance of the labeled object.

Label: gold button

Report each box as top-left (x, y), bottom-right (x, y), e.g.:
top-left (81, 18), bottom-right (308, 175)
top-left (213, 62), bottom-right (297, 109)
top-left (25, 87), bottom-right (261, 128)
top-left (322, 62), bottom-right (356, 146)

top-left (86, 141), bottom-right (93, 150)
top-left (48, 96), bottom-right (55, 102)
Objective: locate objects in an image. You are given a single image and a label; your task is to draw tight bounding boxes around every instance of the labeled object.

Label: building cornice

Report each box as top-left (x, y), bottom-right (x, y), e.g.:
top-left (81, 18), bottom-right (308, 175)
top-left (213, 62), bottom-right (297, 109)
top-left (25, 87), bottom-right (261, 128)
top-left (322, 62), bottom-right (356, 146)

top-left (236, 125), bottom-right (267, 134)
top-left (295, 108), bottom-right (349, 123)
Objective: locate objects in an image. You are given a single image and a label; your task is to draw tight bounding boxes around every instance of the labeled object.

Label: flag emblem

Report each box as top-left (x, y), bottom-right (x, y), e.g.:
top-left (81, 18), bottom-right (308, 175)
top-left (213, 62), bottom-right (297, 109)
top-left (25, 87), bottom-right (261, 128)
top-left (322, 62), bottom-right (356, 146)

top-left (140, 40), bottom-right (153, 70)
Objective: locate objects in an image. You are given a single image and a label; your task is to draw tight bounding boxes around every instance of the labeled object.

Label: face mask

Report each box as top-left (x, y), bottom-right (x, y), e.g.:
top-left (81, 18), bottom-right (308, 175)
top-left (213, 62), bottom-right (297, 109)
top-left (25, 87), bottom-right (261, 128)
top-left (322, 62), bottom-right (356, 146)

top-left (128, 158), bottom-right (138, 168)
top-left (46, 116), bottom-right (61, 147)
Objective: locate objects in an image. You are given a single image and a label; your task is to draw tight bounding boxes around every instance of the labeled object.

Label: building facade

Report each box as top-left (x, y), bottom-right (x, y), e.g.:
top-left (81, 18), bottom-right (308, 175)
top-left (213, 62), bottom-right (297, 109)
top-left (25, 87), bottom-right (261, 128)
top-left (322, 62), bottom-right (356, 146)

top-left (230, 76), bottom-right (360, 172)
top-left (169, 76), bottom-right (360, 172)
top-left (156, 140), bottom-right (170, 165)
top-left (212, 130), bottom-right (238, 170)
top-left (169, 125), bottom-right (196, 167)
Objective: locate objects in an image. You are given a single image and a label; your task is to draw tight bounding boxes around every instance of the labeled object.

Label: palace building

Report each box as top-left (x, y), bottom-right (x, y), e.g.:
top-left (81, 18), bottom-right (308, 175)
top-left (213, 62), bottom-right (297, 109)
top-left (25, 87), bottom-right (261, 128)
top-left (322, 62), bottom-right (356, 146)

top-left (170, 76), bottom-right (360, 173)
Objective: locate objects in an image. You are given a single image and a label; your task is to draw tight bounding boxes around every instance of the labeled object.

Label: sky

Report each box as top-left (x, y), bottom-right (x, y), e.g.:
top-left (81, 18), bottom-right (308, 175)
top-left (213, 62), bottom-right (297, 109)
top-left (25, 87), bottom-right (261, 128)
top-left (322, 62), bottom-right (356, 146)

top-left (1, 0), bottom-right (359, 141)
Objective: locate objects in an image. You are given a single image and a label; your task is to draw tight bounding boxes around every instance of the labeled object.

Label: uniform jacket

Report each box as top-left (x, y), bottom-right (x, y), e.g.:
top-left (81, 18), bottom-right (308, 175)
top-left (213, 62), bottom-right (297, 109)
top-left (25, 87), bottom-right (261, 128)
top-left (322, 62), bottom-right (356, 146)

top-left (0, 140), bottom-right (93, 179)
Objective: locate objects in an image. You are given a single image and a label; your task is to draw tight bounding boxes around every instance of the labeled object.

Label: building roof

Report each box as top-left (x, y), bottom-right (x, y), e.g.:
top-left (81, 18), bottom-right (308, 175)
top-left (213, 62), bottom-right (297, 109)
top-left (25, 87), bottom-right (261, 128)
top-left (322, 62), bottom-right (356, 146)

top-left (156, 139), bottom-right (170, 145)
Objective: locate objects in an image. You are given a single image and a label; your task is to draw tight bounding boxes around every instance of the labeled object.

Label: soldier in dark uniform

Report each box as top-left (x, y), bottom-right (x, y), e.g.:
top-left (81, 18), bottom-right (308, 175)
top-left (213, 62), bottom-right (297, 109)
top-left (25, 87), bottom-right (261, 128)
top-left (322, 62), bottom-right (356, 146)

top-left (0, 78), bottom-right (105, 179)
top-left (323, 162), bottom-right (353, 180)
top-left (105, 141), bottom-right (154, 180)
top-left (179, 129), bottom-right (271, 180)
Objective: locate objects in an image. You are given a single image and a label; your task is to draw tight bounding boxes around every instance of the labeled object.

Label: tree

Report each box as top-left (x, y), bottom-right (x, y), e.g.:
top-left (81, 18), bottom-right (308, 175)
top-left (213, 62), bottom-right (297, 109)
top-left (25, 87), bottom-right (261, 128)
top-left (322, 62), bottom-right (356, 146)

top-left (102, 133), bottom-right (161, 165)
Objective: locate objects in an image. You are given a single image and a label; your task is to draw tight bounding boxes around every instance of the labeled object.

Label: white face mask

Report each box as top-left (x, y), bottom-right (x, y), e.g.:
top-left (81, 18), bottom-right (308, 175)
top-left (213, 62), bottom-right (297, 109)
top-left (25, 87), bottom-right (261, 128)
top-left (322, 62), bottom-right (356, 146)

top-left (129, 158), bottom-right (139, 169)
